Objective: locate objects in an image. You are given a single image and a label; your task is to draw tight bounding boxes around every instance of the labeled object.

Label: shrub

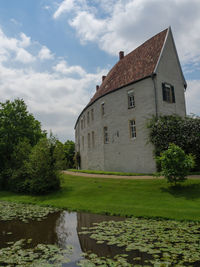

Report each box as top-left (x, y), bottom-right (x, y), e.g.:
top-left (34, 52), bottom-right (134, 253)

top-left (157, 144), bottom-right (195, 186)
top-left (148, 115), bottom-right (200, 171)
top-left (24, 138), bottom-right (61, 195)
top-left (63, 140), bottom-right (75, 169)
top-left (8, 139), bottom-right (31, 193)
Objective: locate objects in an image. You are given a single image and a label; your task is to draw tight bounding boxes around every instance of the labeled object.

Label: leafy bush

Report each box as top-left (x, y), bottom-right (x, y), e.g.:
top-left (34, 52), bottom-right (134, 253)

top-left (0, 98), bottom-right (67, 194)
top-left (7, 139), bottom-right (32, 192)
top-left (148, 115), bottom-right (200, 170)
top-left (63, 140), bottom-right (75, 169)
top-left (157, 144), bottom-right (195, 185)
top-left (0, 99), bottom-right (46, 188)
top-left (24, 137), bottom-right (62, 194)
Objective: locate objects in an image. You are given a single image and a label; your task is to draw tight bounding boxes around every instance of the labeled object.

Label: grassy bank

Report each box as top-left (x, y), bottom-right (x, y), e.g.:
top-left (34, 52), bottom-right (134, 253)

top-left (0, 174), bottom-right (200, 221)
top-left (68, 169), bottom-right (154, 176)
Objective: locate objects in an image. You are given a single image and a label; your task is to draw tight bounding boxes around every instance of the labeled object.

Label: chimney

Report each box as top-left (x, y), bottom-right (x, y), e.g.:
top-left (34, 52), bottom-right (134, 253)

top-left (96, 85), bottom-right (99, 91)
top-left (102, 75), bottom-right (106, 82)
top-left (119, 51), bottom-right (124, 60)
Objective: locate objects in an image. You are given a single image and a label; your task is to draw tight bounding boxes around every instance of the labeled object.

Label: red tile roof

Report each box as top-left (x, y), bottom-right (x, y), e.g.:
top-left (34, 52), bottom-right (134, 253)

top-left (89, 28), bottom-right (168, 105)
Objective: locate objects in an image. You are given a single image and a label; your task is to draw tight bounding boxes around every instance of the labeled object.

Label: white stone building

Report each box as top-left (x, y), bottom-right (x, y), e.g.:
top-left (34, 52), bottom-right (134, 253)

top-left (74, 27), bottom-right (186, 173)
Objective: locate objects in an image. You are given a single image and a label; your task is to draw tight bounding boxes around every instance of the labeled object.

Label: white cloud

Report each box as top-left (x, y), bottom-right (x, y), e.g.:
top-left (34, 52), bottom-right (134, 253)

top-left (0, 27), bottom-right (107, 141)
top-left (19, 33), bottom-right (31, 48)
top-left (53, 60), bottom-right (86, 77)
top-left (0, 28), bottom-right (35, 63)
top-left (185, 80), bottom-right (200, 116)
top-left (53, 0), bottom-right (75, 19)
top-left (15, 48), bottom-right (35, 63)
top-left (69, 11), bottom-right (107, 43)
top-left (54, 0), bottom-right (200, 65)
top-left (0, 62), bottom-right (106, 140)
top-left (38, 46), bottom-right (54, 60)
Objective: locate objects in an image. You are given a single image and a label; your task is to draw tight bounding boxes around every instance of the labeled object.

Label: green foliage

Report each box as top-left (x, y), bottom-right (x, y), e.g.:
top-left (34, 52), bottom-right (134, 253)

top-left (7, 139), bottom-right (32, 193)
top-left (0, 99), bottom-right (46, 188)
top-left (157, 144), bottom-right (195, 185)
top-left (24, 137), bottom-right (61, 194)
top-left (0, 99), bottom-right (65, 194)
top-left (148, 115), bottom-right (200, 170)
top-left (63, 140), bottom-right (75, 168)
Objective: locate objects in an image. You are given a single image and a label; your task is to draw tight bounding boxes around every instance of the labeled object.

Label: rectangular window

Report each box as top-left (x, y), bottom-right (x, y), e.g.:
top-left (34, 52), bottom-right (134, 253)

top-left (82, 136), bottom-right (84, 150)
top-left (83, 115), bottom-right (86, 128)
top-left (87, 111), bottom-right (90, 125)
top-left (128, 90), bottom-right (135, 108)
top-left (130, 120), bottom-right (136, 139)
top-left (91, 109), bottom-right (94, 121)
top-left (103, 126), bottom-right (109, 144)
top-left (162, 83), bottom-right (175, 103)
top-left (81, 119), bottom-right (83, 130)
top-left (92, 131), bottom-right (95, 148)
top-left (101, 103), bottom-right (105, 116)
top-left (88, 133), bottom-right (90, 149)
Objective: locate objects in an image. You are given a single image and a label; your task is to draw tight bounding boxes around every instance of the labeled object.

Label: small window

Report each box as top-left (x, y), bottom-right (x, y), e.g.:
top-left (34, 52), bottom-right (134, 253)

top-left (82, 136), bottom-right (84, 150)
top-left (101, 103), bottom-right (105, 116)
top-left (103, 126), bottom-right (109, 144)
top-left (81, 119), bottom-right (83, 130)
top-left (87, 111), bottom-right (90, 125)
top-left (128, 90), bottom-right (135, 108)
top-left (91, 109), bottom-right (94, 121)
top-left (92, 131), bottom-right (95, 148)
top-left (88, 133), bottom-right (90, 149)
top-left (83, 115), bottom-right (86, 128)
top-left (162, 83), bottom-right (175, 103)
top-left (129, 120), bottom-right (136, 139)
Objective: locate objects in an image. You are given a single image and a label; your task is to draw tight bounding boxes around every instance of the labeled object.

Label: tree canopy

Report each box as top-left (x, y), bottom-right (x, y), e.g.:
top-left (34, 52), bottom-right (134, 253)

top-left (148, 115), bottom-right (200, 171)
top-left (0, 99), bottom-right (66, 194)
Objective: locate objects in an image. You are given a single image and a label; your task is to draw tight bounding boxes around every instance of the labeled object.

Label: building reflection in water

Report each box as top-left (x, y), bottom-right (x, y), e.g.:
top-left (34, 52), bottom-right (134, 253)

top-left (0, 209), bottom-right (149, 266)
top-left (55, 211), bottom-right (83, 264)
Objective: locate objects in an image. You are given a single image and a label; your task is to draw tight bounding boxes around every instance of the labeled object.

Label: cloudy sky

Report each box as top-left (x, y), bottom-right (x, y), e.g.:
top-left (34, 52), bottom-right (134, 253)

top-left (0, 0), bottom-right (199, 141)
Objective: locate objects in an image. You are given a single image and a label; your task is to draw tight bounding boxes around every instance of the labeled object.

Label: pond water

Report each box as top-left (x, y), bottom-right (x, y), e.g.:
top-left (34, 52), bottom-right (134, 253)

top-left (0, 209), bottom-right (128, 266)
top-left (0, 202), bottom-right (200, 266)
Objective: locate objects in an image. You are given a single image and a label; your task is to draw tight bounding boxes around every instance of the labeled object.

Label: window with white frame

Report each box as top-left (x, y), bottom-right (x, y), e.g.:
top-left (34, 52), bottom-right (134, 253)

top-left (103, 126), bottom-right (109, 144)
top-left (128, 90), bottom-right (135, 108)
top-left (88, 133), bottom-right (90, 149)
top-left (129, 120), bottom-right (136, 139)
top-left (101, 103), bottom-right (105, 116)
top-left (162, 83), bottom-right (175, 103)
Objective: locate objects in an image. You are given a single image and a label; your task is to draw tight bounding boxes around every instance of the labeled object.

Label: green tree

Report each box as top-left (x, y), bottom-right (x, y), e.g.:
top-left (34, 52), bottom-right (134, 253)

top-left (7, 139), bottom-right (31, 193)
top-left (157, 144), bottom-right (195, 186)
top-left (24, 137), bottom-right (61, 194)
top-left (0, 99), bottom-right (46, 188)
top-left (148, 115), bottom-right (200, 171)
top-left (63, 140), bottom-right (75, 169)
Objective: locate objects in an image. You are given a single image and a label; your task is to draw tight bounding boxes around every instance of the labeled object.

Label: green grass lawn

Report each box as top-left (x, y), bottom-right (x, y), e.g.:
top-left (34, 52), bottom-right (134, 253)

top-left (67, 169), bottom-right (154, 176)
top-left (0, 174), bottom-right (200, 221)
